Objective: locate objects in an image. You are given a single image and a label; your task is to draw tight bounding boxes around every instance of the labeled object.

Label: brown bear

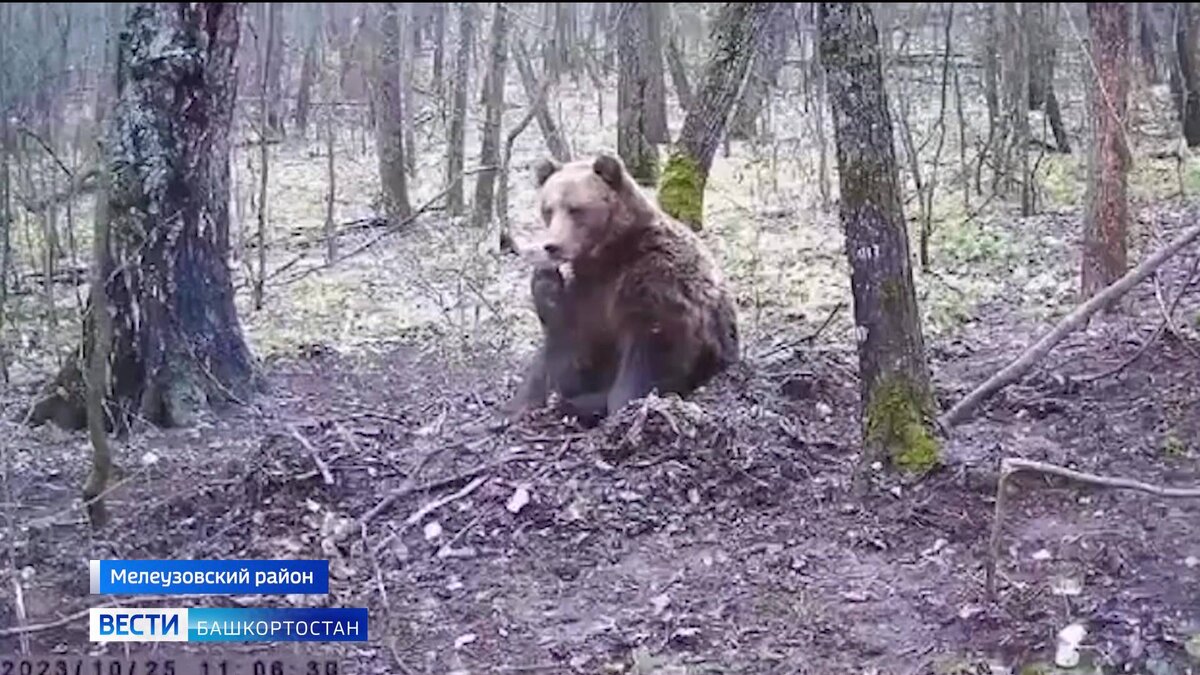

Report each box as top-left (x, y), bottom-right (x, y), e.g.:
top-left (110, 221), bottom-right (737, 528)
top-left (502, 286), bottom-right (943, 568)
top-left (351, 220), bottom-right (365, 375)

top-left (505, 153), bottom-right (740, 425)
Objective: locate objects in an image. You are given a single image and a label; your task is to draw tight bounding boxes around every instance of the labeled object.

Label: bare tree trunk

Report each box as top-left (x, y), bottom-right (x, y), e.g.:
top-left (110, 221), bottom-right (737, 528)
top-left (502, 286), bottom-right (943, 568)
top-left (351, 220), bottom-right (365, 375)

top-left (499, 72), bottom-right (554, 252)
top-left (617, 2), bottom-right (659, 186)
top-left (447, 2), bottom-right (475, 216)
top-left (1175, 3), bottom-right (1200, 146)
top-left (658, 2), bottom-right (775, 230)
top-left (83, 1), bottom-right (124, 527)
top-left (0, 4), bottom-right (9, 383)
top-left (28, 3), bottom-right (257, 432)
top-left (1004, 3), bottom-right (1033, 215)
top-left (665, 34), bottom-right (694, 111)
top-left (294, 17), bottom-right (319, 139)
top-left (376, 3), bottom-right (413, 222)
top-left (1139, 3), bottom-right (1160, 84)
top-left (643, 3), bottom-right (669, 144)
top-left (403, 9), bottom-right (418, 175)
top-left (819, 1), bottom-right (938, 482)
top-left (1026, 2), bottom-right (1071, 154)
top-left (432, 1), bottom-right (447, 98)
top-left (265, 2), bottom-right (284, 137)
top-left (253, 2), bottom-right (271, 311)
top-left (730, 13), bottom-right (788, 140)
top-left (1082, 3), bottom-right (1131, 299)
top-left (978, 2), bottom-right (1000, 196)
top-left (471, 3), bottom-right (509, 228)
top-left (325, 107), bottom-right (336, 264)
top-left (513, 40), bottom-right (571, 161)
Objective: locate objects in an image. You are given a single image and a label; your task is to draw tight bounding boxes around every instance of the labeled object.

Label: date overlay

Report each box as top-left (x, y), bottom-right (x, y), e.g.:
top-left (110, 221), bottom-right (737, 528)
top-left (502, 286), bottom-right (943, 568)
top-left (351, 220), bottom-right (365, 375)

top-left (0, 654), bottom-right (340, 675)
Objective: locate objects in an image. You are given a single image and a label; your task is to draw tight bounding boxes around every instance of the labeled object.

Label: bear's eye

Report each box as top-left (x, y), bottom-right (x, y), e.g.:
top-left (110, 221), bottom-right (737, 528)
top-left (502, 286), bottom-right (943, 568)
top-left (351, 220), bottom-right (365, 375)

top-left (567, 206), bottom-right (583, 217)
top-left (541, 205), bottom-right (552, 221)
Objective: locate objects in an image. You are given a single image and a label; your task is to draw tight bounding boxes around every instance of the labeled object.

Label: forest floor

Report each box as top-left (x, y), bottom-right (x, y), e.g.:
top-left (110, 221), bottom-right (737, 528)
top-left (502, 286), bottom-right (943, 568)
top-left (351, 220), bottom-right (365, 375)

top-left (4, 72), bottom-right (1200, 674)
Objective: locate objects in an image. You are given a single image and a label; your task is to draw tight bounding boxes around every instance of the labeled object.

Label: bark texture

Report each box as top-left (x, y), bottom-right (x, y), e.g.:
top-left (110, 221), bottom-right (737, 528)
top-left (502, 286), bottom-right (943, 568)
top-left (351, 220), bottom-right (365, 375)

top-left (294, 21), bottom-right (319, 138)
top-left (818, 2), bottom-right (938, 477)
top-left (665, 34), bottom-right (694, 111)
top-left (642, 3), bottom-right (669, 144)
top-left (375, 3), bottom-right (413, 221)
top-left (471, 3), bottom-right (510, 228)
top-left (730, 13), bottom-right (788, 140)
top-left (1083, 3), bottom-right (1131, 299)
top-left (616, 2), bottom-right (659, 186)
top-left (1175, 3), bottom-right (1200, 146)
top-left (658, 2), bottom-right (775, 230)
top-left (27, 3), bottom-right (257, 431)
top-left (446, 2), bottom-right (475, 215)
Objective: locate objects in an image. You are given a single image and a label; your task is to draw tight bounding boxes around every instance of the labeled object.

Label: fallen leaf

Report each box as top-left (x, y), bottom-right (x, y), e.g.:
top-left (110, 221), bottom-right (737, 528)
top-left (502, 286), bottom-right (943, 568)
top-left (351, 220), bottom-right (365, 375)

top-left (1031, 548), bottom-right (1052, 561)
top-left (423, 521), bottom-right (443, 540)
top-left (1055, 622), bottom-right (1086, 668)
top-left (507, 486), bottom-right (531, 514)
top-left (1051, 576), bottom-right (1083, 596)
top-left (651, 592), bottom-right (671, 615)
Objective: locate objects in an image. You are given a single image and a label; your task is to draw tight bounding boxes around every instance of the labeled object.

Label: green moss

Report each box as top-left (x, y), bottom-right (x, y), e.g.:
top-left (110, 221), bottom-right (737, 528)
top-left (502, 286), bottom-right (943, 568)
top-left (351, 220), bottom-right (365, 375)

top-left (658, 152), bottom-right (705, 230)
top-left (1162, 431), bottom-right (1187, 457)
top-left (865, 373), bottom-right (940, 475)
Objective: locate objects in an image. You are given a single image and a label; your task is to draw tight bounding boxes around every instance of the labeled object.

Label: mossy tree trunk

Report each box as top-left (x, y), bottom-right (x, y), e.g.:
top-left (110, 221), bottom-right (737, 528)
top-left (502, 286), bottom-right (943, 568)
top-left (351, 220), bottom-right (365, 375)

top-left (446, 2), bottom-right (475, 216)
top-left (617, 2), bottom-right (660, 186)
top-left (658, 2), bottom-right (775, 230)
top-left (375, 2), bottom-right (413, 222)
top-left (27, 2), bottom-right (258, 433)
top-left (471, 3), bottom-right (509, 229)
top-left (1082, 3), bottom-right (1131, 299)
top-left (818, 2), bottom-right (938, 482)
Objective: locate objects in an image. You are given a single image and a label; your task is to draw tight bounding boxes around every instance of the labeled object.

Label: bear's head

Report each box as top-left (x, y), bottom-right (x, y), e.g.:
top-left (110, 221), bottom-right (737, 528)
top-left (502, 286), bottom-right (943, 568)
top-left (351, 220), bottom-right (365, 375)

top-left (529, 153), bottom-right (650, 264)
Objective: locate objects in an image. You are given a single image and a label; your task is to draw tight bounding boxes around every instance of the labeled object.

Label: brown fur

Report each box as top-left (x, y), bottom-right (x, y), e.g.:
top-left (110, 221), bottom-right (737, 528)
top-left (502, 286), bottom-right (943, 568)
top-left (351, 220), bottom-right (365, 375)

top-left (506, 153), bottom-right (739, 424)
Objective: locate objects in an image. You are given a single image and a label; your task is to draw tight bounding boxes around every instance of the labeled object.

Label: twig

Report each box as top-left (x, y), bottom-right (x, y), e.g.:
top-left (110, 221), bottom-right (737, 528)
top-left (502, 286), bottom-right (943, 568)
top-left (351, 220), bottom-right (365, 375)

top-left (289, 425), bottom-right (334, 486)
top-left (754, 301), bottom-right (846, 360)
top-left (371, 476), bottom-right (489, 556)
top-left (986, 457), bottom-right (1200, 598)
top-left (1079, 253), bottom-right (1200, 383)
top-left (0, 594), bottom-right (216, 637)
top-left (358, 453), bottom-right (534, 525)
top-left (941, 220), bottom-right (1200, 428)
top-left (12, 577), bottom-right (28, 653)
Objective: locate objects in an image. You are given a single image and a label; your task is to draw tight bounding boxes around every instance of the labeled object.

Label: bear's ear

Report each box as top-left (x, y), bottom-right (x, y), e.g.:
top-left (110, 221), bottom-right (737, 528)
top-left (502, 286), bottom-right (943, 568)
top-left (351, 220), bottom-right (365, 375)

top-left (534, 158), bottom-right (562, 187)
top-left (592, 153), bottom-right (626, 191)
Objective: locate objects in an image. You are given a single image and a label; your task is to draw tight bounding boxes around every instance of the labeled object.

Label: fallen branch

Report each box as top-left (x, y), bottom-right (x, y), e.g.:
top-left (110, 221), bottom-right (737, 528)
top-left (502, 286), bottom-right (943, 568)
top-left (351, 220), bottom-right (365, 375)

top-left (289, 425), bottom-right (335, 486)
top-left (1078, 253), bottom-right (1200, 383)
top-left (940, 221), bottom-right (1200, 429)
top-left (371, 476), bottom-right (489, 556)
top-left (986, 457), bottom-right (1200, 599)
top-left (754, 301), bottom-right (846, 360)
top-left (358, 452), bottom-right (534, 525)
